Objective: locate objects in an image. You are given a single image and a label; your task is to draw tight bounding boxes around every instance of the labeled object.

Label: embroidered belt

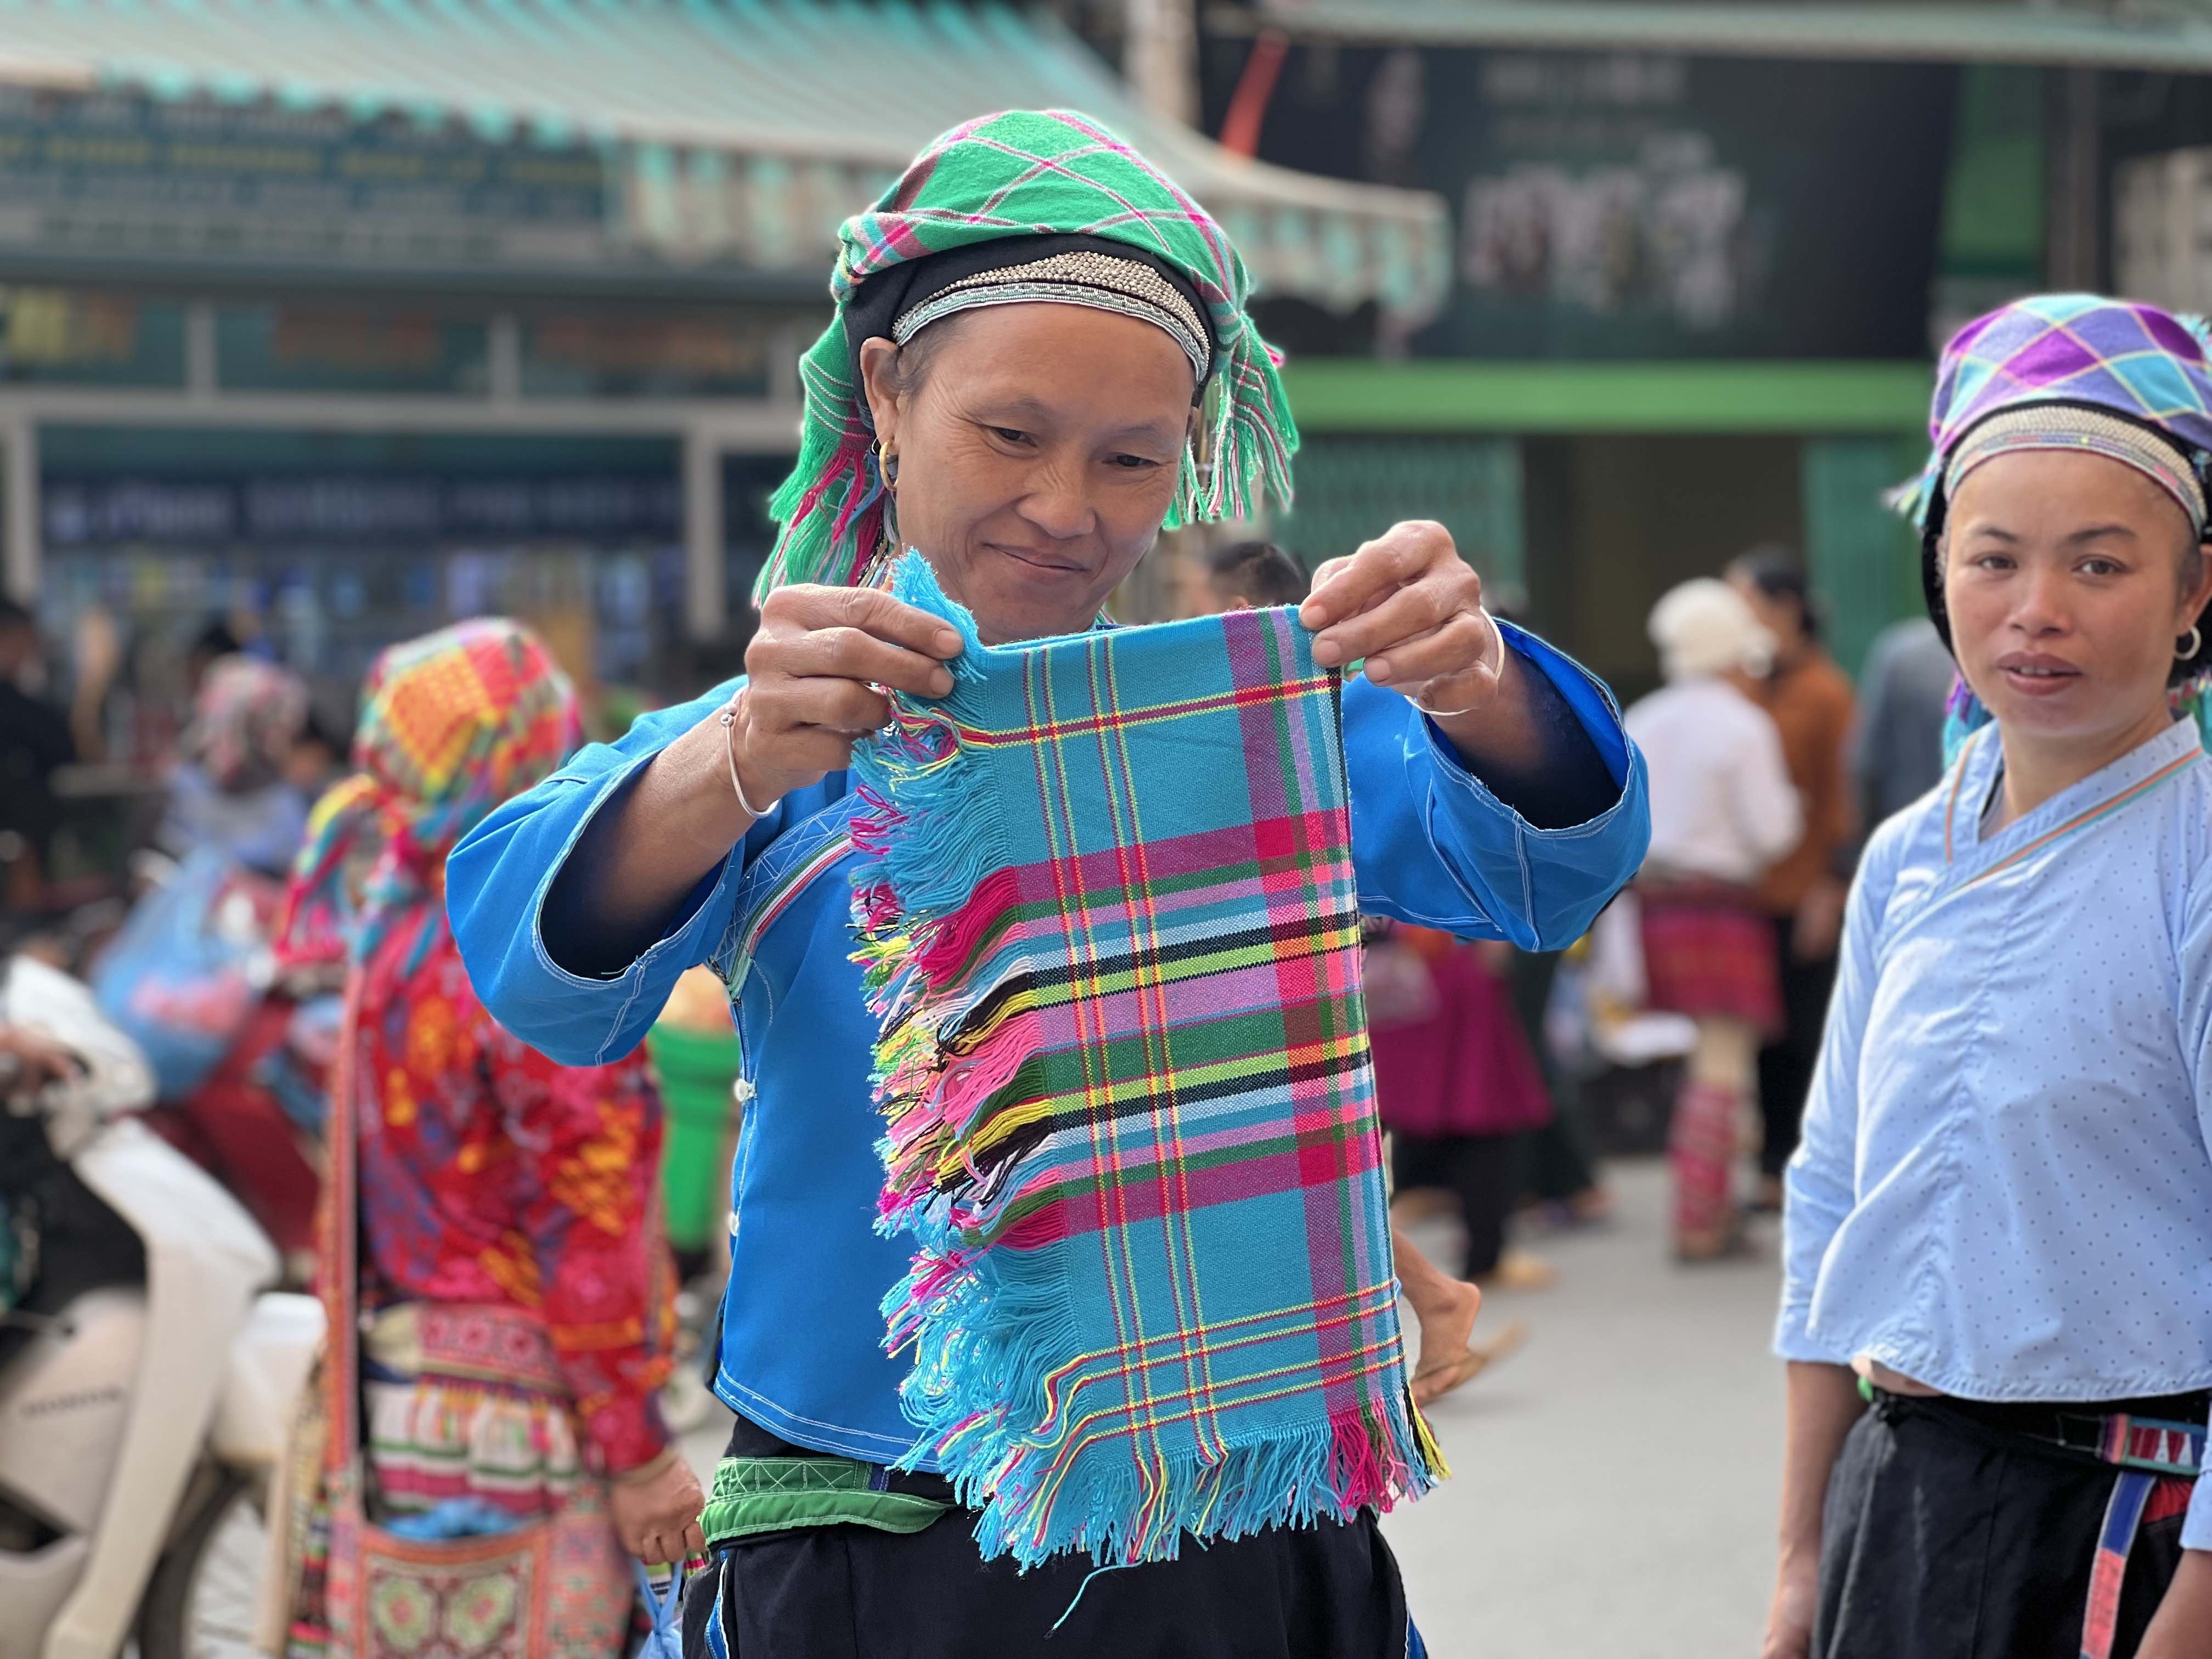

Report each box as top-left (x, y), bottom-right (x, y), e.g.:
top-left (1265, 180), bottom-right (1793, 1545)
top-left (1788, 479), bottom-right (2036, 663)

top-left (699, 1454), bottom-right (951, 1547)
top-left (364, 1301), bottom-right (566, 1393)
top-left (1866, 1386), bottom-right (2207, 1659)
top-left (2075, 1415), bottom-right (2204, 1659)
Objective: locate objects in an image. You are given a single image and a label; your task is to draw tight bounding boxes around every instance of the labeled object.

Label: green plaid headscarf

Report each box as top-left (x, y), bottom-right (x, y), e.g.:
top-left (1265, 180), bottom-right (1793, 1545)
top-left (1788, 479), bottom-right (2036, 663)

top-left (757, 109), bottom-right (1299, 600)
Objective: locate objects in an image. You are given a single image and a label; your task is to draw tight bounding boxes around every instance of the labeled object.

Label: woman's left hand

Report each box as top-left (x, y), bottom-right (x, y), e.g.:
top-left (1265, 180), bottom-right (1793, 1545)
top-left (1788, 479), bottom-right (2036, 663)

top-left (1300, 521), bottom-right (1506, 716)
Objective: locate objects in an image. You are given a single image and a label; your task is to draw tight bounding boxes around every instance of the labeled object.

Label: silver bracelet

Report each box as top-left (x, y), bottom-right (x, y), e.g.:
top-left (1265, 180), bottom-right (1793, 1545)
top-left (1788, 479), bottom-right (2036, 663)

top-left (718, 692), bottom-right (780, 820)
top-left (1410, 606), bottom-right (1501, 720)
top-left (1411, 691), bottom-right (1480, 720)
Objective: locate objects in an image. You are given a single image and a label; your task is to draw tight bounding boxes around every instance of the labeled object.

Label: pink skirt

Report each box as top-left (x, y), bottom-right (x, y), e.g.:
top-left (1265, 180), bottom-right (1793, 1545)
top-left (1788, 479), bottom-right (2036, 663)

top-left (1639, 890), bottom-right (1783, 1038)
top-left (1369, 945), bottom-right (1552, 1139)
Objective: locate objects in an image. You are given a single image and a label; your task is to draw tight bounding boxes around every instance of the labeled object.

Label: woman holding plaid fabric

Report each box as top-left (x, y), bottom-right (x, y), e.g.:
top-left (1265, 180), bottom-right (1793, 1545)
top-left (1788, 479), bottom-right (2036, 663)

top-left (1767, 296), bottom-right (2212, 1659)
top-left (447, 111), bottom-right (1649, 1659)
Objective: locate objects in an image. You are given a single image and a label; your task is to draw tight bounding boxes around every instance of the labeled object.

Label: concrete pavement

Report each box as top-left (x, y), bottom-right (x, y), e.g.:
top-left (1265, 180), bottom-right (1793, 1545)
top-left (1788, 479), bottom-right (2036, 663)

top-left (1387, 1159), bottom-right (1785, 1656)
top-left (680, 1158), bottom-right (1787, 1657)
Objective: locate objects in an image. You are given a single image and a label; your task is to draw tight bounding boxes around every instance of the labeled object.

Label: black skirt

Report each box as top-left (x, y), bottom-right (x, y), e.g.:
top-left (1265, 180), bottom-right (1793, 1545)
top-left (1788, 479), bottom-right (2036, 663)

top-left (680, 1414), bottom-right (1414, 1659)
top-left (1816, 1390), bottom-right (2203, 1659)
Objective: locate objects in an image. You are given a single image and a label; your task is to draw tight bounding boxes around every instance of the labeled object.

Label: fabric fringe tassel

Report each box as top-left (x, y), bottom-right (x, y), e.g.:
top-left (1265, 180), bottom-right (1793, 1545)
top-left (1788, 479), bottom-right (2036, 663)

top-left (2176, 667), bottom-right (2212, 753)
top-left (1946, 669), bottom-right (2212, 768)
top-left (878, 1204), bottom-right (1442, 1567)
top-left (847, 552), bottom-right (1437, 1568)
top-left (757, 343), bottom-right (890, 601)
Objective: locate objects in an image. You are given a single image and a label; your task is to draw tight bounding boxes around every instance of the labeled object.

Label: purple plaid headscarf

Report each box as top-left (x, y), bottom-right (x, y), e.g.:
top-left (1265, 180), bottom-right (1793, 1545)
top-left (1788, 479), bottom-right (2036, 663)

top-left (1901, 294), bottom-right (2212, 531)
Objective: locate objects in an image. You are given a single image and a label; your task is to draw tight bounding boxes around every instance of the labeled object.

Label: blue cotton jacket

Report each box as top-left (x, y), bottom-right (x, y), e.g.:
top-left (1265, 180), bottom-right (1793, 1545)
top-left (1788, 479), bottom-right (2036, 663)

top-left (448, 622), bottom-right (1649, 1464)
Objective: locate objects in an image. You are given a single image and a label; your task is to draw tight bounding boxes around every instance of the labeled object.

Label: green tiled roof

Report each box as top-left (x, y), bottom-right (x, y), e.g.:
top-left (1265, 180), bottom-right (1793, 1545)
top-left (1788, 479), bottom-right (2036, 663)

top-left (0, 0), bottom-right (1448, 316)
top-left (1244, 0), bottom-right (2212, 70)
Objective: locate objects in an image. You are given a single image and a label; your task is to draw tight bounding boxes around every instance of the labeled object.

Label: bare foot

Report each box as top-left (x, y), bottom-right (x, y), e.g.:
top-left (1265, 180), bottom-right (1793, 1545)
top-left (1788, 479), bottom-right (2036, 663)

top-left (1408, 1274), bottom-right (1525, 1406)
top-left (1480, 1250), bottom-right (1558, 1293)
top-left (1412, 1298), bottom-right (1528, 1407)
top-left (1675, 1224), bottom-right (1754, 1263)
top-left (1567, 1186), bottom-right (1615, 1225)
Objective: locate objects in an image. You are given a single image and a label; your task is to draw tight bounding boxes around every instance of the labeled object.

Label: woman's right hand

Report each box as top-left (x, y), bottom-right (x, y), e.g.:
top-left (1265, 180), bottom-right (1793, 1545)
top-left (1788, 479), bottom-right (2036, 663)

top-left (729, 583), bottom-right (964, 808)
top-left (1760, 1549), bottom-right (1820, 1659)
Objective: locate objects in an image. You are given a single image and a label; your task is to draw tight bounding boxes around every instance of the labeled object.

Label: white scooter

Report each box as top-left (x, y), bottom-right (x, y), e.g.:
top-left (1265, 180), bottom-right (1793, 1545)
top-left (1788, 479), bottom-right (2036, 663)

top-left (0, 955), bottom-right (323, 1659)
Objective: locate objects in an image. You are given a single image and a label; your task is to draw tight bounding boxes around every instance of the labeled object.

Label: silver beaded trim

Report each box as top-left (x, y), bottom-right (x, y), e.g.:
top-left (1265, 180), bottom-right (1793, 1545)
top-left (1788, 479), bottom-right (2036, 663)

top-left (1948, 404), bottom-right (2209, 534)
top-left (893, 251), bottom-right (1210, 380)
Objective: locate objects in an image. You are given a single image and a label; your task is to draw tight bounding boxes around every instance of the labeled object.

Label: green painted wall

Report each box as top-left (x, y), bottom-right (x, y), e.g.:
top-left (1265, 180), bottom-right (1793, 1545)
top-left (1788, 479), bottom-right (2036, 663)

top-left (1936, 65), bottom-right (2046, 285)
top-left (1801, 435), bottom-right (1930, 682)
top-left (1277, 435), bottom-right (1525, 595)
top-left (1279, 359), bottom-right (1932, 435)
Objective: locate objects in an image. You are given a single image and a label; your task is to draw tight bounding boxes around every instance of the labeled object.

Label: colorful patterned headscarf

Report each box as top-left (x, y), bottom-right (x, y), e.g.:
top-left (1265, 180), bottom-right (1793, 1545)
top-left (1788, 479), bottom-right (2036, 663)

top-left (1899, 294), bottom-right (2212, 753)
top-left (280, 620), bottom-right (579, 971)
top-left (757, 108), bottom-right (1298, 600)
top-left (183, 654), bottom-right (309, 792)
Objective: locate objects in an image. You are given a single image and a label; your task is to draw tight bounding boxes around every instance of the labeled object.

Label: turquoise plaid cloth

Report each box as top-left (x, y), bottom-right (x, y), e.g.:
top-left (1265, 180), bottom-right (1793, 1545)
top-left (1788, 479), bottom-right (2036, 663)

top-left (847, 553), bottom-right (1439, 1568)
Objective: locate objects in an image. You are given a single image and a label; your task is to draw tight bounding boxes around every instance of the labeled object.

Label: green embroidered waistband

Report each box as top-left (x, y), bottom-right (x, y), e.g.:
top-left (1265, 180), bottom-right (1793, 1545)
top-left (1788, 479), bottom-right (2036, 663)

top-left (700, 1455), bottom-right (951, 1547)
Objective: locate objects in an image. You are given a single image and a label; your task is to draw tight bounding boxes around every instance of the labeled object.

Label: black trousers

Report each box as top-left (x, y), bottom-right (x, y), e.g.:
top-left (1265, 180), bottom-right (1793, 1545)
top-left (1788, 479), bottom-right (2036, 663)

top-left (1757, 916), bottom-right (1839, 1178)
top-left (1392, 1132), bottom-right (1516, 1278)
top-left (1816, 1392), bottom-right (2193, 1659)
top-left (1504, 949), bottom-right (1600, 1204)
top-left (682, 1415), bottom-right (1411, 1659)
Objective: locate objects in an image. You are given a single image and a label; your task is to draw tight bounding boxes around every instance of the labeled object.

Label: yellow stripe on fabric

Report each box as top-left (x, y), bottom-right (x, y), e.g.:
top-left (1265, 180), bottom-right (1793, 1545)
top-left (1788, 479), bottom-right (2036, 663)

top-left (1026, 1336), bottom-right (1410, 1529)
top-left (1090, 633), bottom-right (1219, 1468)
top-left (941, 921), bottom-right (1363, 1036)
top-left (1023, 636), bottom-right (1172, 1471)
top-left (952, 672), bottom-right (1336, 751)
top-left (1036, 1278), bottom-right (1402, 1386)
top-left (948, 1029), bottom-right (1374, 1170)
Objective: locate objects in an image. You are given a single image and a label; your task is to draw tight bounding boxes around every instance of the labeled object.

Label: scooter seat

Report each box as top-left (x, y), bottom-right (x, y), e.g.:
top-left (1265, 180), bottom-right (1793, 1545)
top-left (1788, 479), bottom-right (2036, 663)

top-left (208, 1293), bottom-right (324, 1469)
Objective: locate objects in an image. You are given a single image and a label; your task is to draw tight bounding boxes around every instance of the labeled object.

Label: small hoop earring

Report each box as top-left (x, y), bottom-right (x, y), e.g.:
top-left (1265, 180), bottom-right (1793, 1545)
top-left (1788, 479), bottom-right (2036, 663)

top-left (876, 439), bottom-right (898, 495)
top-left (2181, 625), bottom-right (2204, 661)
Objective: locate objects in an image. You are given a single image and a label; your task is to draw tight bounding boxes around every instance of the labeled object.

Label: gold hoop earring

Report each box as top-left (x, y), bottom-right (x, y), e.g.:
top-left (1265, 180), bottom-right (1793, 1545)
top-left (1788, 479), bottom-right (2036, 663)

top-left (2181, 625), bottom-right (2204, 661)
top-left (876, 439), bottom-right (898, 495)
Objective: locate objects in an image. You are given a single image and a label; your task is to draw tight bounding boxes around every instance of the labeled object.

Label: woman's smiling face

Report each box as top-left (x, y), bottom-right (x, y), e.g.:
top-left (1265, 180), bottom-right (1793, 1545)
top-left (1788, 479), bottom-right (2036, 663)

top-left (859, 303), bottom-right (1197, 644)
top-left (1943, 448), bottom-right (2212, 755)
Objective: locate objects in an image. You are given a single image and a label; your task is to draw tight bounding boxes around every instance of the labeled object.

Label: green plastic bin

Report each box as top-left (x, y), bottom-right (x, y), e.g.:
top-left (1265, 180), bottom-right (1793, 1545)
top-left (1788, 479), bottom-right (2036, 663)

top-left (647, 1024), bottom-right (743, 1253)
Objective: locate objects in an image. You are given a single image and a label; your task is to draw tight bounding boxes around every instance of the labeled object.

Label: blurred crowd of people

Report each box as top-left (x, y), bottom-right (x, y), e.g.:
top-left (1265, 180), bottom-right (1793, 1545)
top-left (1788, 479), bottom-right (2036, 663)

top-left (1, 599), bottom-right (711, 1651)
top-left (1171, 531), bottom-right (1954, 1386)
top-left (0, 523), bottom-right (1953, 1414)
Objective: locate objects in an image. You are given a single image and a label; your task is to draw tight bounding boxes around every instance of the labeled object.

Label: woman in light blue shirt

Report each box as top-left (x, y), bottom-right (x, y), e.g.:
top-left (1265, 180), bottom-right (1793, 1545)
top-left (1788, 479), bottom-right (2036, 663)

top-left (1768, 296), bottom-right (2212, 1659)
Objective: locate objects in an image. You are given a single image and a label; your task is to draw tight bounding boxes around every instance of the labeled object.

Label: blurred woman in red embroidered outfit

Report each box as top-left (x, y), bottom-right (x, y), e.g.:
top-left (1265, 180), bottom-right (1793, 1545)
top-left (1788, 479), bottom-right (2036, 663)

top-left (276, 620), bottom-right (697, 1657)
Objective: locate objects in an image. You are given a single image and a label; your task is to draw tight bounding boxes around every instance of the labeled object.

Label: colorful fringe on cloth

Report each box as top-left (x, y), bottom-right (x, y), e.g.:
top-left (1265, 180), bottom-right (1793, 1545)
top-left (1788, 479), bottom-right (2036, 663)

top-left (757, 109), bottom-right (1297, 600)
top-left (844, 552), bottom-right (1441, 1570)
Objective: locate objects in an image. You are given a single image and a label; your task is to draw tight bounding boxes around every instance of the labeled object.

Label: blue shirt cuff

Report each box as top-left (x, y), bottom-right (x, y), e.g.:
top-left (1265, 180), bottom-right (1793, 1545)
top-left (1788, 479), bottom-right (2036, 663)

top-left (1433, 625), bottom-right (1624, 831)
top-left (1772, 1306), bottom-right (1853, 1367)
top-left (532, 754), bottom-right (737, 1003)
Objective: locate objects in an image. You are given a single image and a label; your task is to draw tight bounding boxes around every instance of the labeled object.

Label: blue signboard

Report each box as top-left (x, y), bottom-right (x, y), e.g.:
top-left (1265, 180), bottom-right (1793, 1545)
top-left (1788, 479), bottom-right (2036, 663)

top-left (0, 85), bottom-right (614, 277)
